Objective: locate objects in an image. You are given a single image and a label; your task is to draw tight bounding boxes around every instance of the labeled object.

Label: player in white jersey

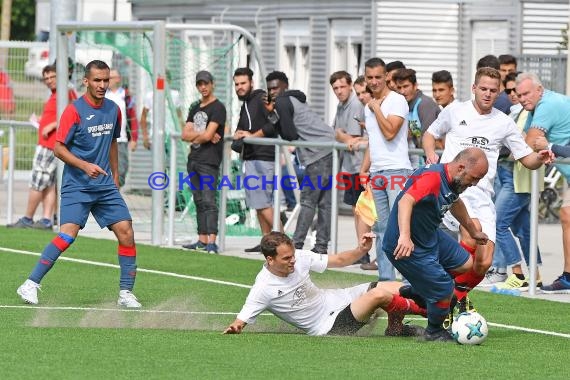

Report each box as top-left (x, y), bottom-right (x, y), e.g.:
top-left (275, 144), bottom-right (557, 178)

top-left (223, 232), bottom-right (427, 337)
top-left (422, 67), bottom-right (553, 306)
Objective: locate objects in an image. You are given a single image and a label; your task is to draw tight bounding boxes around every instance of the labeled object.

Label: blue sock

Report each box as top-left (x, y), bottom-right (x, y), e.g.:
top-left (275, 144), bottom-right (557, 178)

top-left (29, 233), bottom-right (74, 284)
top-left (118, 245), bottom-right (137, 290)
top-left (426, 300), bottom-right (450, 333)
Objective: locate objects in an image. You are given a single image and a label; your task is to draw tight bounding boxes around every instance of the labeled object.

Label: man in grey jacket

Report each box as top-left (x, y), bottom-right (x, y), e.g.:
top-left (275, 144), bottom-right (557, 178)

top-left (265, 71), bottom-right (335, 254)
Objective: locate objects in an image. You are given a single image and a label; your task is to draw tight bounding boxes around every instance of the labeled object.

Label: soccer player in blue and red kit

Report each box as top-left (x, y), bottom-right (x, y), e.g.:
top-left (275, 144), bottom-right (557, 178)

top-left (17, 60), bottom-right (141, 308)
top-left (382, 148), bottom-right (489, 341)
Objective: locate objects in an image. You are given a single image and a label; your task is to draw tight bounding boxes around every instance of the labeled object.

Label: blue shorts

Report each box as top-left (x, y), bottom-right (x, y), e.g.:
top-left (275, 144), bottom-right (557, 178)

top-left (60, 188), bottom-right (132, 229)
top-left (385, 230), bottom-right (469, 303)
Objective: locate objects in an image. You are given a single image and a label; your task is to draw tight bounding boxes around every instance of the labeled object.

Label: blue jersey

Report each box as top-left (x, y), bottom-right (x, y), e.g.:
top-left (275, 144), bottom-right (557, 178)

top-left (383, 164), bottom-right (459, 253)
top-left (56, 96), bottom-right (121, 193)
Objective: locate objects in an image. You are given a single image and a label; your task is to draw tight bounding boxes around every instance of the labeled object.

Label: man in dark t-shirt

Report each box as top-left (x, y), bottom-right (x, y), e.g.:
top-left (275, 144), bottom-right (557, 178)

top-left (181, 70), bottom-right (227, 254)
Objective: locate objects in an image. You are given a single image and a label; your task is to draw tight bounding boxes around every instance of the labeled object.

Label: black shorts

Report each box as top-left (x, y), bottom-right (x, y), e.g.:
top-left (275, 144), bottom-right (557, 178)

top-left (340, 172), bottom-right (365, 206)
top-left (328, 305), bottom-right (366, 335)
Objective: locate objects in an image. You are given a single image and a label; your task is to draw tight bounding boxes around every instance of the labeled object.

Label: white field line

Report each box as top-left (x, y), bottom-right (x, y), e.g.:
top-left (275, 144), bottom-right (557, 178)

top-left (0, 246), bottom-right (251, 289)
top-left (0, 305), bottom-right (272, 316)
top-left (2, 246), bottom-right (570, 339)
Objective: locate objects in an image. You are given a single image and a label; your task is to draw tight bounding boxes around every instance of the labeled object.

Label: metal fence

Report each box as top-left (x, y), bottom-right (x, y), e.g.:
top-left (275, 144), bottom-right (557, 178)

top-left (518, 54), bottom-right (567, 94)
top-left (0, 41), bottom-right (50, 171)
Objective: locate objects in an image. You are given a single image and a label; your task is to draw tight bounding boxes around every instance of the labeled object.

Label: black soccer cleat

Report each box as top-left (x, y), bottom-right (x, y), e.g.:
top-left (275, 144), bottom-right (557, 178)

top-left (424, 328), bottom-right (455, 342)
top-left (399, 285), bottom-right (426, 309)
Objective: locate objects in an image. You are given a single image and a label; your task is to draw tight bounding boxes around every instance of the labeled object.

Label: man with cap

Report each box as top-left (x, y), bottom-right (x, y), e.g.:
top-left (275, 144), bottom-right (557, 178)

top-left (181, 70), bottom-right (227, 254)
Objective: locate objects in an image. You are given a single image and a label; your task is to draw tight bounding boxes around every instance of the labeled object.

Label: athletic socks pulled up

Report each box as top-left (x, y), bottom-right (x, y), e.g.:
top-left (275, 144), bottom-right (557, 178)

top-left (29, 233), bottom-right (75, 284)
top-left (452, 242), bottom-right (484, 301)
top-left (29, 239), bottom-right (138, 292)
top-left (426, 300), bottom-right (450, 333)
top-left (386, 294), bottom-right (426, 317)
top-left (118, 245), bottom-right (137, 291)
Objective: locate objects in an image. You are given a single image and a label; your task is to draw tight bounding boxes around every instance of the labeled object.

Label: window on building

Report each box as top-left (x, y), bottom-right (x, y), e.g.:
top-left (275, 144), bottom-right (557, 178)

top-left (327, 19), bottom-right (363, 124)
top-left (279, 19), bottom-right (311, 94)
top-left (471, 21), bottom-right (509, 74)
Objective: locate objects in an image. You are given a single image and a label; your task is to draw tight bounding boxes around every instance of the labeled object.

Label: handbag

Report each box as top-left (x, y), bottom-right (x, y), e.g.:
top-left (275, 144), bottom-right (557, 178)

top-left (354, 185), bottom-right (378, 227)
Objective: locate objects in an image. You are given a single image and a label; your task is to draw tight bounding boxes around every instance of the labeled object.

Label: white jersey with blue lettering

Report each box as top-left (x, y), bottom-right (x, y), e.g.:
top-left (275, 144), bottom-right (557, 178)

top-left (426, 100), bottom-right (532, 197)
top-left (236, 250), bottom-right (368, 336)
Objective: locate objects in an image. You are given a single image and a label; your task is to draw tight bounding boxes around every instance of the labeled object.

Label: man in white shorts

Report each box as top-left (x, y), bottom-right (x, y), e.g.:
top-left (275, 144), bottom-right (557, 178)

top-left (223, 232), bottom-right (426, 337)
top-left (422, 67), bottom-right (552, 310)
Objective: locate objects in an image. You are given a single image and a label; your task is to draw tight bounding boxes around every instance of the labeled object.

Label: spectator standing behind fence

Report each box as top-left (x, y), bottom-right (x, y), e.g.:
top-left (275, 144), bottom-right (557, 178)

top-left (8, 64), bottom-right (77, 230)
top-left (517, 72), bottom-right (570, 293)
top-left (140, 72), bottom-right (183, 150)
top-left (105, 69), bottom-right (138, 188)
top-left (265, 71), bottom-right (335, 255)
top-left (494, 54), bottom-right (518, 114)
top-left (360, 57), bottom-right (411, 281)
top-left (0, 67), bottom-right (15, 117)
top-left (181, 70), bottom-right (226, 255)
top-left (385, 61), bottom-right (406, 92)
top-left (329, 71), bottom-right (370, 265)
top-left (231, 67), bottom-right (279, 253)
top-left (393, 68), bottom-right (440, 168)
top-left (352, 76), bottom-right (379, 271)
top-left (432, 70), bottom-right (457, 109)
top-left (16, 60), bottom-right (141, 308)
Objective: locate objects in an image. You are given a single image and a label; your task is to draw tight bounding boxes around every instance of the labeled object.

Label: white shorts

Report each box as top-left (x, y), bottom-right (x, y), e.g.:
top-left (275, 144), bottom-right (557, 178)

top-left (316, 283), bottom-right (370, 336)
top-left (442, 186), bottom-right (497, 243)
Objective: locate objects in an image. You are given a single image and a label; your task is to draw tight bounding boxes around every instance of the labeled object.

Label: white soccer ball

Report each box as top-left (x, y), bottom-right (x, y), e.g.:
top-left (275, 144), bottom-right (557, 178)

top-left (451, 311), bottom-right (488, 345)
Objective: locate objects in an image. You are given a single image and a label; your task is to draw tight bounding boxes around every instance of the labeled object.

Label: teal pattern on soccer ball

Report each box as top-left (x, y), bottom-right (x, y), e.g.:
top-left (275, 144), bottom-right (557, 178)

top-left (465, 320), bottom-right (485, 340)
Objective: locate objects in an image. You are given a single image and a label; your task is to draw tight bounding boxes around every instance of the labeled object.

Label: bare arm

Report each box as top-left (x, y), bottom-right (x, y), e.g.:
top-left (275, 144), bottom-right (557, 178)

top-left (182, 121), bottom-right (221, 144)
top-left (368, 97), bottom-right (405, 141)
top-left (234, 129), bottom-right (265, 140)
top-left (335, 128), bottom-right (355, 143)
top-left (518, 150), bottom-right (554, 170)
top-left (422, 131), bottom-right (439, 164)
top-left (140, 107), bottom-right (150, 150)
top-left (326, 233), bottom-right (375, 268)
top-left (223, 319), bottom-right (247, 334)
top-left (393, 193), bottom-right (415, 260)
top-left (360, 147), bottom-right (371, 177)
top-left (450, 200), bottom-right (488, 245)
top-left (525, 128), bottom-right (545, 150)
top-left (41, 121), bottom-right (58, 138)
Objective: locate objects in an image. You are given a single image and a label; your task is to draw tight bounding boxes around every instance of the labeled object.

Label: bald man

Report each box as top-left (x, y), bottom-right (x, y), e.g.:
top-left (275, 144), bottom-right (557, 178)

top-left (382, 148), bottom-right (489, 342)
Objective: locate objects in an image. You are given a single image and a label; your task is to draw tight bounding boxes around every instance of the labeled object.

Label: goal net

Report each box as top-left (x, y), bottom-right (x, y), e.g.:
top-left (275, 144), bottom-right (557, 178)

top-left (71, 27), bottom-right (263, 244)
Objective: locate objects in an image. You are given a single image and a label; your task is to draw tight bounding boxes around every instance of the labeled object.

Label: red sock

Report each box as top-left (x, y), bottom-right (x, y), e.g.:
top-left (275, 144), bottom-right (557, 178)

top-left (453, 241), bottom-right (483, 301)
top-left (385, 294), bottom-right (426, 316)
top-left (460, 241), bottom-right (476, 257)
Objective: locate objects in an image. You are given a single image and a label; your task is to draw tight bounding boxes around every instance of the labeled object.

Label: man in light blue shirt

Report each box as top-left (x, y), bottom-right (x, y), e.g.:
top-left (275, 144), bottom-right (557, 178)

top-left (518, 72), bottom-right (570, 294)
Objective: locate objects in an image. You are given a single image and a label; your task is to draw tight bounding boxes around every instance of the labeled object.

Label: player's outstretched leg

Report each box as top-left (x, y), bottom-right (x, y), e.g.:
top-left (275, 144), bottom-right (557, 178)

top-left (17, 232), bottom-right (75, 304)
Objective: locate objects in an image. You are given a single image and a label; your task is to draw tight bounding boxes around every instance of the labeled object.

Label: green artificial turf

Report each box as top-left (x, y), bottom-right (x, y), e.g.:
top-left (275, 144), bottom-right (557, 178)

top-left (0, 227), bottom-right (568, 379)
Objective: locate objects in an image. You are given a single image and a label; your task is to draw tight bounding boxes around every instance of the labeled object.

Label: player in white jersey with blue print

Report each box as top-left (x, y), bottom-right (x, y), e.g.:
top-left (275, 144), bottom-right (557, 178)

top-left (224, 232), bottom-right (427, 337)
top-left (422, 67), bottom-right (553, 309)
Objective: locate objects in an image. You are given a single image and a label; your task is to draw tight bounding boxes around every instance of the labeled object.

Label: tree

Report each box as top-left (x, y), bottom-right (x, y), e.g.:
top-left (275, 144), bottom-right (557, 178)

top-left (0, 0), bottom-right (35, 41)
